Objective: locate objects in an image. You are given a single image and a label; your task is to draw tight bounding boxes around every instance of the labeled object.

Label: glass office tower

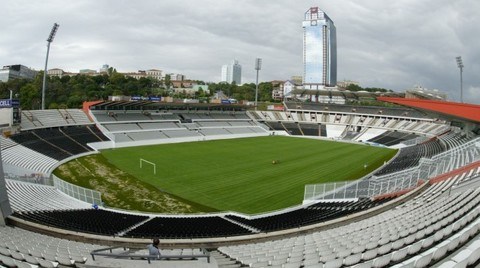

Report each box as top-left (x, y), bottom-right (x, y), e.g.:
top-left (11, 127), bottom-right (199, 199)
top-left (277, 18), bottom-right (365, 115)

top-left (221, 60), bottom-right (242, 85)
top-left (303, 7), bottom-right (337, 89)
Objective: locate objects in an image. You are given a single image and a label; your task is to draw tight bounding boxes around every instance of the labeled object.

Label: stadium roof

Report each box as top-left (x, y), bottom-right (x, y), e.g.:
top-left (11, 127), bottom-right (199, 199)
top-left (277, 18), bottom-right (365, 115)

top-left (289, 89), bottom-right (404, 99)
top-left (85, 100), bottom-right (248, 111)
top-left (377, 97), bottom-right (480, 123)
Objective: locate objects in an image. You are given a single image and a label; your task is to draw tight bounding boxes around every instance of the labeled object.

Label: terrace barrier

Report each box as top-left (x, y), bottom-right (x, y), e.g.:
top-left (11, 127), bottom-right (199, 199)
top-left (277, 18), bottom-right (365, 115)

top-left (304, 137), bottom-right (480, 201)
top-left (53, 175), bottom-right (102, 206)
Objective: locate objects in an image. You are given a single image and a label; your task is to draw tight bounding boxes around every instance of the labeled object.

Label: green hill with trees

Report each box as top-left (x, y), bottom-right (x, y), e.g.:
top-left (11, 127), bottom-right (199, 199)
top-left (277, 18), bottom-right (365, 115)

top-left (0, 71), bottom-right (276, 110)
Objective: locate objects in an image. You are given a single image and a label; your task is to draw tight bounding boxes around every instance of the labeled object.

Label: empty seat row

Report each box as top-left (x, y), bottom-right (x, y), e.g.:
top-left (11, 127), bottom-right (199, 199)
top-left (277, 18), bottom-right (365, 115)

top-left (20, 109), bottom-right (92, 130)
top-left (6, 180), bottom-right (92, 212)
top-left (0, 224), bottom-right (100, 268)
top-left (9, 126), bottom-right (109, 160)
top-left (218, 179), bottom-right (480, 268)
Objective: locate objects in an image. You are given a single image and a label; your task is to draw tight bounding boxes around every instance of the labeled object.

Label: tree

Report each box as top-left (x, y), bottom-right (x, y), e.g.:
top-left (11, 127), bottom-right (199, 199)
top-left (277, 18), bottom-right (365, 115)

top-left (346, 84), bottom-right (363, 92)
top-left (19, 83), bottom-right (40, 109)
top-left (49, 102), bottom-right (59, 109)
top-left (107, 67), bottom-right (117, 76)
top-left (195, 88), bottom-right (205, 99)
top-left (259, 82), bottom-right (273, 102)
top-left (6, 74), bottom-right (341, 109)
top-left (67, 95), bottom-right (83, 108)
top-left (164, 74), bottom-right (171, 89)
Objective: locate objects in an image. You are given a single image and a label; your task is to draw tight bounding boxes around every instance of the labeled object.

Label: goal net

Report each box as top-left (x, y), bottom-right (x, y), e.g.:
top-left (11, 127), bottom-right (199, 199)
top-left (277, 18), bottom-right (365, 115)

top-left (139, 158), bottom-right (156, 175)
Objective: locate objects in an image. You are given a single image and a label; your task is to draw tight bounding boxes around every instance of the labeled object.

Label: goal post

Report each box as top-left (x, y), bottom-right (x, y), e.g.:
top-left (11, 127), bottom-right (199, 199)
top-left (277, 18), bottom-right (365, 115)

top-left (139, 158), bottom-right (156, 175)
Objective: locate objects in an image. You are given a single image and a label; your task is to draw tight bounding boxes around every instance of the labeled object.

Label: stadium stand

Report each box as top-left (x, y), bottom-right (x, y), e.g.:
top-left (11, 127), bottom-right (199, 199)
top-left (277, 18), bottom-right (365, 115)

top-left (8, 126), bottom-right (109, 160)
top-left (281, 122), bottom-right (303, 135)
top-left (5, 180), bottom-right (91, 212)
top-left (103, 123), bottom-right (142, 132)
top-left (0, 223), bottom-right (217, 267)
top-left (367, 131), bottom-right (419, 146)
top-left (251, 109), bottom-right (449, 141)
top-left (9, 130), bottom-right (71, 160)
top-left (91, 109), bottom-right (248, 123)
top-left (5, 192), bottom-right (395, 238)
top-left (198, 128), bottom-right (231, 136)
top-left (2, 102), bottom-right (480, 267)
top-left (34, 128), bottom-right (91, 155)
top-left (60, 125), bottom-right (110, 143)
top-left (375, 138), bottom-right (445, 175)
top-left (91, 110), bottom-right (269, 145)
top-left (125, 131), bottom-right (169, 141)
top-left (125, 216), bottom-right (253, 239)
top-left (2, 169), bottom-right (480, 267)
top-left (197, 121), bottom-right (231, 127)
top-left (438, 131), bottom-right (471, 150)
top-left (284, 101), bottom-right (431, 118)
top-left (354, 128), bottom-right (387, 142)
top-left (20, 109), bottom-right (92, 130)
top-left (162, 129), bottom-right (202, 138)
top-left (298, 123), bottom-right (327, 136)
top-left (342, 130), bottom-right (360, 140)
top-left (138, 122), bottom-right (180, 130)
top-left (13, 209), bottom-right (149, 236)
top-left (0, 224), bottom-right (100, 267)
top-left (262, 121), bottom-right (285, 132)
top-left (225, 198), bottom-right (392, 233)
top-left (225, 127), bottom-right (262, 135)
top-left (217, 174), bottom-right (480, 268)
top-left (1, 144), bottom-right (57, 175)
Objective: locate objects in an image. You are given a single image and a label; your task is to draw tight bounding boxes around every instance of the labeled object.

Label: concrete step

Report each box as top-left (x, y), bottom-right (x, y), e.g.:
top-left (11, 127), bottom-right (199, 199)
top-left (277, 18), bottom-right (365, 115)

top-left (210, 250), bottom-right (243, 268)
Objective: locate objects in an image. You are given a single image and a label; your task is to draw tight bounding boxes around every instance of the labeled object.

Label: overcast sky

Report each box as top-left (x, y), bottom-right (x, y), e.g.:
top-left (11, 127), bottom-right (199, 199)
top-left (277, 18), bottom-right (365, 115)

top-left (1, 0), bottom-right (479, 103)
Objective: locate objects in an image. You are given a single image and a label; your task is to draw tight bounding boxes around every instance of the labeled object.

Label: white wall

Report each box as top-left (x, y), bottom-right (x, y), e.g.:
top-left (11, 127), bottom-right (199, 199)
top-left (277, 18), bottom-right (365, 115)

top-left (0, 108), bottom-right (12, 126)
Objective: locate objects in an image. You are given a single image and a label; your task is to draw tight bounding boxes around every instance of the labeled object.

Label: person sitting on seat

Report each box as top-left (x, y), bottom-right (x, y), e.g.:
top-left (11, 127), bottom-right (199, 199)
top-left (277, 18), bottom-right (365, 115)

top-left (147, 238), bottom-right (161, 257)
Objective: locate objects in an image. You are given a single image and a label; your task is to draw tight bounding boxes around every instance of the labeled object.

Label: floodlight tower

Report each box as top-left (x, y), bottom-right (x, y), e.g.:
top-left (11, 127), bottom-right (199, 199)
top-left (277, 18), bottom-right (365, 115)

top-left (456, 56), bottom-right (464, 103)
top-left (41, 23), bottom-right (59, 110)
top-left (254, 58), bottom-right (262, 109)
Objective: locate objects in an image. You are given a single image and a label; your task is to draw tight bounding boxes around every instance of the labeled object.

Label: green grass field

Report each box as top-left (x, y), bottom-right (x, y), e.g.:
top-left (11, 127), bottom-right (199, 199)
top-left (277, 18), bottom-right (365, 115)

top-left (100, 136), bottom-right (396, 214)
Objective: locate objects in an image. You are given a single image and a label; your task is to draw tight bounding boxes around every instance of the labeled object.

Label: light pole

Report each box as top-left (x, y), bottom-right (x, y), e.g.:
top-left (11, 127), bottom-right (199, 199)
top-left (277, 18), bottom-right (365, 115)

top-left (42, 23), bottom-right (59, 110)
top-left (456, 56), bottom-right (464, 103)
top-left (254, 58), bottom-right (262, 110)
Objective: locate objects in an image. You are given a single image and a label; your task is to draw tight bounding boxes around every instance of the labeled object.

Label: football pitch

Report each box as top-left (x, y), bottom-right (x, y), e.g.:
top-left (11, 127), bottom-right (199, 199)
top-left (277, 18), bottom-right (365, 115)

top-left (101, 136), bottom-right (397, 214)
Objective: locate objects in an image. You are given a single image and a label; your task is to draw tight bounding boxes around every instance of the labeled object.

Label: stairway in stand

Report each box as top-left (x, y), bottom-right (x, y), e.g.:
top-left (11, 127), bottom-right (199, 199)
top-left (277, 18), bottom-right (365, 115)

top-left (210, 250), bottom-right (243, 267)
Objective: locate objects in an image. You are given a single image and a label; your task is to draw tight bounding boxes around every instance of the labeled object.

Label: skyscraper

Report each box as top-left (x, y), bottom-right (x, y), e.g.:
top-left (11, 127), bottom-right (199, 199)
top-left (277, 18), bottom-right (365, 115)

top-left (221, 60), bottom-right (242, 85)
top-left (303, 7), bottom-right (337, 89)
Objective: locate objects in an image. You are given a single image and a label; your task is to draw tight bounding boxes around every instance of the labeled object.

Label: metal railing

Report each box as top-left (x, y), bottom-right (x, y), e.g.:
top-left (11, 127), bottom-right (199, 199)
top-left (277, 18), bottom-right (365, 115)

top-left (304, 137), bottom-right (480, 201)
top-left (90, 247), bottom-right (210, 264)
top-left (401, 136), bottom-right (429, 146)
top-left (3, 172), bottom-right (52, 185)
top-left (53, 175), bottom-right (102, 205)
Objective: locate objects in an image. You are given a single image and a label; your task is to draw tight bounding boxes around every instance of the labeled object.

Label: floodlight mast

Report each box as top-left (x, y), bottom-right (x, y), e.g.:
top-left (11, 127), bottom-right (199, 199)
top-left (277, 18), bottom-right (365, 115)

top-left (456, 56), bottom-right (464, 103)
top-left (254, 58), bottom-right (262, 110)
top-left (41, 23), bottom-right (59, 110)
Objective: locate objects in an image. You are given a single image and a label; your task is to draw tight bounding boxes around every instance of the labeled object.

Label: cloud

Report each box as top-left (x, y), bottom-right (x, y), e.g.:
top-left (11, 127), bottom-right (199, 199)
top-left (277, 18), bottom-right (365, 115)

top-left (465, 86), bottom-right (480, 104)
top-left (0, 0), bottom-right (479, 103)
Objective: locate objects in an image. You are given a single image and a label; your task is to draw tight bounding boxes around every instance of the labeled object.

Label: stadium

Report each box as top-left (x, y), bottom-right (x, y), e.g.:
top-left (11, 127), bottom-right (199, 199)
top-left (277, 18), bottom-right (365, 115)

top-left (1, 97), bottom-right (480, 268)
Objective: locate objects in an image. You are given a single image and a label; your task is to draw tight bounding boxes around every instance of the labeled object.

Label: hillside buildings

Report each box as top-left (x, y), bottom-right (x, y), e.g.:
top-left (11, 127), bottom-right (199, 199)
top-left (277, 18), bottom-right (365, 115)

top-left (302, 7), bottom-right (337, 89)
top-left (221, 60), bottom-right (242, 85)
top-left (405, 85), bottom-right (447, 101)
top-left (272, 80), bottom-right (302, 101)
top-left (47, 65), bottom-right (171, 82)
top-left (337, 80), bottom-right (360, 89)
